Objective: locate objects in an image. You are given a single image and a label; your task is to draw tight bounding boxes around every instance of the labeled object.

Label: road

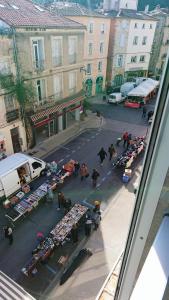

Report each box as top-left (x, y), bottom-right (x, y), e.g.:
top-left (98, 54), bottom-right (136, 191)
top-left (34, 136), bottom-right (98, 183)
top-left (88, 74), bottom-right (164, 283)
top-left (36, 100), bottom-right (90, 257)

top-left (0, 100), bottom-right (154, 299)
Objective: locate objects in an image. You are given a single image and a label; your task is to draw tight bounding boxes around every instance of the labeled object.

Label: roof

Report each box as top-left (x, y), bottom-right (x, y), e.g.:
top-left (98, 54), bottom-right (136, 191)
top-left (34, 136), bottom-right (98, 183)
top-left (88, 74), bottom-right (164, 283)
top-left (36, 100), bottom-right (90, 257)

top-left (47, 2), bottom-right (107, 18)
top-left (0, 271), bottom-right (35, 300)
top-left (0, 0), bottom-right (85, 28)
top-left (0, 153), bottom-right (31, 177)
top-left (106, 9), bottom-right (157, 21)
top-left (128, 78), bottom-right (159, 97)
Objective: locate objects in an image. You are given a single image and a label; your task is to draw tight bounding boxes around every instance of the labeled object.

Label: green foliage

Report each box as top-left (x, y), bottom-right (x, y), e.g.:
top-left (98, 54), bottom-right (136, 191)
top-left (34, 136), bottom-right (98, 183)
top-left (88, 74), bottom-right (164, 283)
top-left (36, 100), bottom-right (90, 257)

top-left (83, 99), bottom-right (92, 112)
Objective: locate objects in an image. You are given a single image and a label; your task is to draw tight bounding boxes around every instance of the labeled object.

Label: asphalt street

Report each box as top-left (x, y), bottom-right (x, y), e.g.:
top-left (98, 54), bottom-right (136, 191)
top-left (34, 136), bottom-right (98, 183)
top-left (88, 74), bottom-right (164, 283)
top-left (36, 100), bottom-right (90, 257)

top-left (0, 99), bottom-right (154, 298)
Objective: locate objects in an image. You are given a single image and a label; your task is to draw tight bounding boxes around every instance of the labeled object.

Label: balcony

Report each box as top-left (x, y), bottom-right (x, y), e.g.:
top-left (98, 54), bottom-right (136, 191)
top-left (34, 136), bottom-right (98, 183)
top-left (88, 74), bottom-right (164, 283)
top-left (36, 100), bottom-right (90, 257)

top-left (30, 93), bottom-right (63, 113)
top-left (69, 53), bottom-right (76, 65)
top-left (33, 60), bottom-right (45, 72)
top-left (52, 56), bottom-right (62, 67)
top-left (6, 109), bottom-right (19, 123)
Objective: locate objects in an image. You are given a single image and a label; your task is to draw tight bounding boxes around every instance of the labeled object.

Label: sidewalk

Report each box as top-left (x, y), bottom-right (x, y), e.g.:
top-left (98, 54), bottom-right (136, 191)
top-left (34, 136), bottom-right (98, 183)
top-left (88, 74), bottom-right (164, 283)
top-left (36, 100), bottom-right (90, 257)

top-left (27, 111), bottom-right (102, 159)
top-left (41, 167), bottom-right (140, 300)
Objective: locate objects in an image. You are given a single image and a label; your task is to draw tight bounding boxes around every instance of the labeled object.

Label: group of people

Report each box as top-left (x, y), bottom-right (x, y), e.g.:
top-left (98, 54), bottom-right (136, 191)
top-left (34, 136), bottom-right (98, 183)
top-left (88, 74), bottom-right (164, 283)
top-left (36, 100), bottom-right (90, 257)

top-left (116, 131), bottom-right (132, 149)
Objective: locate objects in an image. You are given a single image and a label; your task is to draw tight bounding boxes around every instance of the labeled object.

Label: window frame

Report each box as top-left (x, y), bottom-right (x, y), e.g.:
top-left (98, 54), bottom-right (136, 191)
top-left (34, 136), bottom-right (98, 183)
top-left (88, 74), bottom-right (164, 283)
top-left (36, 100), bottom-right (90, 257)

top-left (51, 36), bottom-right (63, 67)
top-left (86, 63), bottom-right (92, 75)
top-left (133, 36), bottom-right (138, 45)
top-left (131, 56), bottom-right (137, 63)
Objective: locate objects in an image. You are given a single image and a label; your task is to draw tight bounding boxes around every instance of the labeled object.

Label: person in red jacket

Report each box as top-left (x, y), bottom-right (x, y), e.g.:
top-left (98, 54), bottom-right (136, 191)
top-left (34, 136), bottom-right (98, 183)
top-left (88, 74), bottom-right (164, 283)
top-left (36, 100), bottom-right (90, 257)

top-left (123, 131), bottom-right (128, 147)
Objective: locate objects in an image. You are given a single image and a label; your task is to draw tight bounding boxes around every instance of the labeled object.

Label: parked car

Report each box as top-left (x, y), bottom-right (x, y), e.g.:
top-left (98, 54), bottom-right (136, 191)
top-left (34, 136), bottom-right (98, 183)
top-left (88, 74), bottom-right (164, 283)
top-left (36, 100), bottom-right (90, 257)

top-left (108, 93), bottom-right (126, 104)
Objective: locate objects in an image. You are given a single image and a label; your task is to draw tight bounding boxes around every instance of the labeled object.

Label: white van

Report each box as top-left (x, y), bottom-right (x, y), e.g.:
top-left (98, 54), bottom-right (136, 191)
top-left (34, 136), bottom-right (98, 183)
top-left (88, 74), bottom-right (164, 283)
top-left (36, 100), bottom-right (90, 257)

top-left (108, 93), bottom-right (126, 104)
top-left (0, 153), bottom-right (46, 198)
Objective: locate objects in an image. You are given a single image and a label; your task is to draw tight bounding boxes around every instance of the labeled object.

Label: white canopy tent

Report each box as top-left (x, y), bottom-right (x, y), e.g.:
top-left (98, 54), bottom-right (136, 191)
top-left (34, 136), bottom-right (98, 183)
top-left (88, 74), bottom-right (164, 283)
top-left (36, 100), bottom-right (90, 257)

top-left (128, 78), bottom-right (159, 98)
top-left (0, 271), bottom-right (36, 300)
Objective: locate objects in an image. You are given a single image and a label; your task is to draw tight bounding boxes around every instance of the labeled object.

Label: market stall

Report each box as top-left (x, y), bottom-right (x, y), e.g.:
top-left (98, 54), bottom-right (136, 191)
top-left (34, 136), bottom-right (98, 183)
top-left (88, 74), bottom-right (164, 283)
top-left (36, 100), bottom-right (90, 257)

top-left (21, 204), bottom-right (88, 277)
top-left (50, 159), bottom-right (76, 183)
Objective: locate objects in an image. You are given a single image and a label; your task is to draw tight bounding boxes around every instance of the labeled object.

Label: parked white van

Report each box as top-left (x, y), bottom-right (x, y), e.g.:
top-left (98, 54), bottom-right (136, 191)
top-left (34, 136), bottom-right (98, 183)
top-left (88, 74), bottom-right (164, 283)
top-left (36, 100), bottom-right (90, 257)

top-left (108, 93), bottom-right (126, 104)
top-left (0, 153), bottom-right (46, 198)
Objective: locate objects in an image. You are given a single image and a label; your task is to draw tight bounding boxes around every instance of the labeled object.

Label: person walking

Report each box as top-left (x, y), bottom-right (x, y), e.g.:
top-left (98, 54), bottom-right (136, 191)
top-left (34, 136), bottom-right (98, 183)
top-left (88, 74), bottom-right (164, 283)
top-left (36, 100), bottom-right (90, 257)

top-left (92, 209), bottom-right (101, 231)
top-left (142, 105), bottom-right (147, 118)
top-left (91, 169), bottom-right (100, 188)
top-left (4, 226), bottom-right (13, 245)
top-left (57, 191), bottom-right (66, 210)
top-left (80, 163), bottom-right (89, 181)
top-left (108, 144), bottom-right (116, 161)
top-left (97, 147), bottom-right (107, 165)
top-left (74, 161), bottom-right (80, 177)
top-left (127, 133), bottom-right (132, 149)
top-left (123, 131), bottom-right (128, 147)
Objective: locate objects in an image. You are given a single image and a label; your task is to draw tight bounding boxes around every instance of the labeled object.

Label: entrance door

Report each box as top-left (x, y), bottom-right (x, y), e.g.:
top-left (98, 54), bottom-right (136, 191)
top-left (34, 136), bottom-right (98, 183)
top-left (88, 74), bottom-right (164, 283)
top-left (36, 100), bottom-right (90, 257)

top-left (48, 120), bottom-right (55, 137)
top-left (85, 79), bottom-right (93, 97)
top-left (10, 127), bottom-right (21, 153)
top-left (96, 76), bottom-right (103, 94)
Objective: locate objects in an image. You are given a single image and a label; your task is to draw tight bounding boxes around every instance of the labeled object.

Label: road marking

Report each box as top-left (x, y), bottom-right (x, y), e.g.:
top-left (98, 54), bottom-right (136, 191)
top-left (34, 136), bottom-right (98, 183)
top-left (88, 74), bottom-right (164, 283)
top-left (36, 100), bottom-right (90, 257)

top-left (58, 159), bottom-right (64, 164)
top-left (96, 183), bottom-right (101, 188)
top-left (45, 264), bottom-right (57, 275)
top-left (101, 177), bottom-right (106, 182)
top-left (107, 171), bottom-right (111, 175)
top-left (59, 145), bottom-right (69, 150)
top-left (66, 154), bottom-right (70, 158)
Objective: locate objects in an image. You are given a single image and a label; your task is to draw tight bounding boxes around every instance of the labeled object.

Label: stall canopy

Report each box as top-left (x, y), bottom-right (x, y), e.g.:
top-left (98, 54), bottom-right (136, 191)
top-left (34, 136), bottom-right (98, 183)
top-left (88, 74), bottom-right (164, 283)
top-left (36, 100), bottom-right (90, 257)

top-left (128, 78), bottom-right (159, 97)
top-left (0, 271), bottom-right (36, 300)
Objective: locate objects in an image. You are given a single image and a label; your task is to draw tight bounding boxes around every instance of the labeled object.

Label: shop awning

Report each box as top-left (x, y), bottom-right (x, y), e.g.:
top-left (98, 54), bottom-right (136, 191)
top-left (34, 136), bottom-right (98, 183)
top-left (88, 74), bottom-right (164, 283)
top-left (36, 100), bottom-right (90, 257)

top-left (128, 78), bottom-right (159, 98)
top-left (30, 95), bottom-right (84, 123)
top-left (0, 271), bottom-right (36, 300)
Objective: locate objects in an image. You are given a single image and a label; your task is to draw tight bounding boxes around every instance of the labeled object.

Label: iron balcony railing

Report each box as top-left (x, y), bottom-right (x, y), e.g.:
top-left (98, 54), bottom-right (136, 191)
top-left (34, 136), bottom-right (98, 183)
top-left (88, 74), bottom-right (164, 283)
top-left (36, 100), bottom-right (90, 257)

top-left (6, 109), bottom-right (19, 123)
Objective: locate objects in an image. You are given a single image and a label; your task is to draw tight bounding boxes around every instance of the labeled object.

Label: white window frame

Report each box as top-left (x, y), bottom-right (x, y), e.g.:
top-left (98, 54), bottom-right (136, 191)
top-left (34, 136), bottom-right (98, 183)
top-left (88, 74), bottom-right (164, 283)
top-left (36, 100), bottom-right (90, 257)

top-left (142, 24), bottom-right (145, 29)
top-left (100, 23), bottom-right (105, 34)
top-left (133, 36), bottom-right (138, 45)
top-left (142, 36), bottom-right (147, 45)
top-left (53, 73), bottom-right (63, 99)
top-left (31, 37), bottom-right (45, 70)
top-left (134, 23), bottom-right (138, 28)
top-left (131, 56), bottom-right (137, 63)
top-left (88, 22), bottom-right (94, 33)
top-left (51, 36), bottom-right (63, 67)
top-left (98, 61), bottom-right (102, 72)
top-left (86, 63), bottom-right (92, 75)
top-left (36, 78), bottom-right (46, 105)
top-left (117, 55), bottom-right (123, 67)
top-left (140, 55), bottom-right (145, 62)
top-left (99, 42), bottom-right (104, 54)
top-left (68, 71), bottom-right (77, 94)
top-left (68, 36), bottom-right (77, 64)
top-left (88, 42), bottom-right (93, 56)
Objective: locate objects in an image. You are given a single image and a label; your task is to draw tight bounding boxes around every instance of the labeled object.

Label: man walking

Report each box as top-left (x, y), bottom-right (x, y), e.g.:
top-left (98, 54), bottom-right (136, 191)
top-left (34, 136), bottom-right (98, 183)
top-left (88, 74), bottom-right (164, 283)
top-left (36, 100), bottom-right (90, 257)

top-left (122, 132), bottom-right (128, 147)
top-left (108, 144), bottom-right (116, 161)
top-left (91, 169), bottom-right (100, 188)
top-left (97, 147), bottom-right (107, 165)
top-left (4, 226), bottom-right (13, 245)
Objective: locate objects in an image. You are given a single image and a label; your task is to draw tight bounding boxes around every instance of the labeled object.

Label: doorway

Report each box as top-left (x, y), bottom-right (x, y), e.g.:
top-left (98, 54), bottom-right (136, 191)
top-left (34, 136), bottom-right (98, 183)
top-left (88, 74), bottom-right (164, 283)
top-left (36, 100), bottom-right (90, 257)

top-left (96, 76), bottom-right (103, 94)
top-left (10, 127), bottom-right (21, 153)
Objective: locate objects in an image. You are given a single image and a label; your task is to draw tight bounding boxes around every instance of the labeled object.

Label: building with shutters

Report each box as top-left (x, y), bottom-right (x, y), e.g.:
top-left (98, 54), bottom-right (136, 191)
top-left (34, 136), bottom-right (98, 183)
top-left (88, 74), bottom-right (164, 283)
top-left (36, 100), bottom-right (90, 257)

top-left (0, 0), bottom-right (85, 151)
top-left (46, 2), bottom-right (110, 97)
top-left (106, 9), bottom-right (156, 87)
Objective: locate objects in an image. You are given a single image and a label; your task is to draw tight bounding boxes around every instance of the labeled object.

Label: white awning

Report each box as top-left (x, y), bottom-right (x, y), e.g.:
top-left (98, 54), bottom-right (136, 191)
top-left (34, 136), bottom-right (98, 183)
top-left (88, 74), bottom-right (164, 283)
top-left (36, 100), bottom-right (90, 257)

top-left (128, 78), bottom-right (159, 97)
top-left (130, 215), bottom-right (169, 300)
top-left (0, 271), bottom-right (36, 300)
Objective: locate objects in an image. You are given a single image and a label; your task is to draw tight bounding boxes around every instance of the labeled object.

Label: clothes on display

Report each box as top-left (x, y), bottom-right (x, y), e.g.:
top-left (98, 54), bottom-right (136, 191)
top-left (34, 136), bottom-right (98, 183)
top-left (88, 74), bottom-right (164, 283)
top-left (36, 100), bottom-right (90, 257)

top-left (51, 160), bottom-right (77, 183)
top-left (21, 204), bottom-right (87, 277)
top-left (113, 136), bottom-right (145, 169)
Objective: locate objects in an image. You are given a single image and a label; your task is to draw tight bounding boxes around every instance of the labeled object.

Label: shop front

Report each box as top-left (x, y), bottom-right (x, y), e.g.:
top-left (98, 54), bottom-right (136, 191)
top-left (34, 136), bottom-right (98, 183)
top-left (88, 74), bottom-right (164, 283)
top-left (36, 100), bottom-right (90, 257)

top-left (30, 94), bottom-right (84, 145)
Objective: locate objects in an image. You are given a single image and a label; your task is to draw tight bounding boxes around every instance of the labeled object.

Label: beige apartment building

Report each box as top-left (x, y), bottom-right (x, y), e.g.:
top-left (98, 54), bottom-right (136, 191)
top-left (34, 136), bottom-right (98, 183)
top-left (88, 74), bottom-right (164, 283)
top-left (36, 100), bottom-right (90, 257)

top-left (48, 2), bottom-right (110, 96)
top-left (0, 0), bottom-right (85, 153)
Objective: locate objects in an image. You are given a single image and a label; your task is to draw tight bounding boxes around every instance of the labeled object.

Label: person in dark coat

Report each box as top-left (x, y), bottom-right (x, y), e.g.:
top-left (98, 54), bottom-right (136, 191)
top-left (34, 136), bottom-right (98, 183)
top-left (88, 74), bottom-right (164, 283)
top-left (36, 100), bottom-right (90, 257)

top-left (108, 144), bottom-right (116, 161)
top-left (57, 191), bottom-right (66, 210)
top-left (92, 209), bottom-right (101, 230)
top-left (4, 226), bottom-right (13, 245)
top-left (74, 161), bottom-right (80, 177)
top-left (71, 224), bottom-right (78, 243)
top-left (97, 147), bottom-right (107, 165)
top-left (142, 105), bottom-right (147, 118)
top-left (91, 169), bottom-right (100, 188)
top-left (147, 111), bottom-right (154, 121)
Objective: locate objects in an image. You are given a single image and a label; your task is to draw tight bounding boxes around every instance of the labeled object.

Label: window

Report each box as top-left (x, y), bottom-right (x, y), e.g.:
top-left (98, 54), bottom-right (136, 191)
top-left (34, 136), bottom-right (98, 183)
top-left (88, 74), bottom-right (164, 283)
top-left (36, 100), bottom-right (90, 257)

top-left (52, 38), bottom-right (62, 67)
top-left (134, 23), bottom-right (137, 28)
top-left (100, 42), bottom-right (104, 54)
top-left (88, 42), bottom-right (93, 55)
top-left (86, 63), bottom-right (92, 74)
top-left (133, 36), bottom-right (138, 45)
top-left (117, 55), bottom-right (123, 67)
top-left (119, 34), bottom-right (125, 47)
top-left (150, 24), bottom-right (152, 29)
top-left (32, 162), bottom-right (42, 169)
top-left (4, 95), bottom-right (15, 111)
top-left (68, 36), bottom-right (77, 64)
top-left (140, 55), bottom-right (145, 62)
top-left (142, 36), bottom-right (147, 45)
top-left (142, 24), bottom-right (145, 29)
top-left (88, 22), bottom-right (94, 33)
top-left (131, 56), bottom-right (137, 63)
top-left (32, 39), bottom-right (44, 70)
top-left (68, 71), bottom-right (76, 94)
top-left (101, 23), bottom-right (105, 33)
top-left (53, 74), bottom-right (62, 99)
top-left (0, 61), bottom-right (10, 75)
top-left (36, 79), bottom-right (46, 104)
top-left (98, 61), bottom-right (102, 72)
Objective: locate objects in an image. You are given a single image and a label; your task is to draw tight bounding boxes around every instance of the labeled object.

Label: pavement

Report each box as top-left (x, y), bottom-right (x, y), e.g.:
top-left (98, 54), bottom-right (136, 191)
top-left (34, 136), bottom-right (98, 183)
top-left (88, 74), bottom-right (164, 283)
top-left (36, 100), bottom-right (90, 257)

top-left (25, 94), bottom-right (142, 300)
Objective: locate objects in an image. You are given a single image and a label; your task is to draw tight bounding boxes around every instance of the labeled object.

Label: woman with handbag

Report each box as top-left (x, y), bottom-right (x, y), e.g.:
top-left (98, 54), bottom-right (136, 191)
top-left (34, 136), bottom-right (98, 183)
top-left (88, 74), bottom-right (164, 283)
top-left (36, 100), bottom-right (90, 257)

top-left (80, 163), bottom-right (89, 181)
